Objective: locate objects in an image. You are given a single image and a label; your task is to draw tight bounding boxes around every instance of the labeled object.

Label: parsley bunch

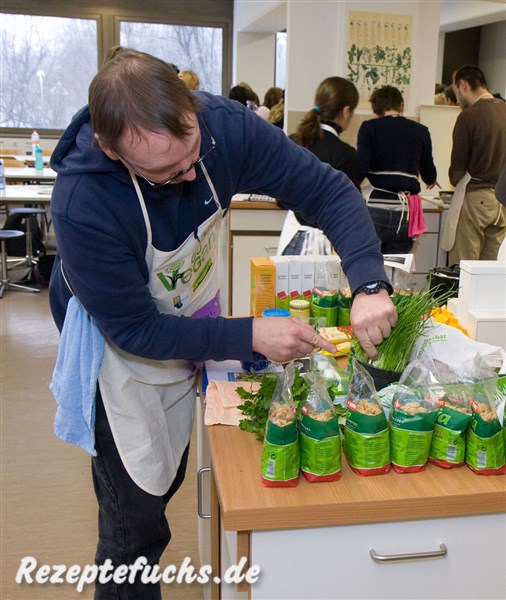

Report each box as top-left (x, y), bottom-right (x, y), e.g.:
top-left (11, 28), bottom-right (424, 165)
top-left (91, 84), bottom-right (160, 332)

top-left (237, 369), bottom-right (309, 441)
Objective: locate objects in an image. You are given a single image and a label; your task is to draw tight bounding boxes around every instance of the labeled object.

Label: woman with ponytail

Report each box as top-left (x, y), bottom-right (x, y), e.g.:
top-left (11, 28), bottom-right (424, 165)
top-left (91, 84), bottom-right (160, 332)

top-left (279, 76), bottom-right (360, 255)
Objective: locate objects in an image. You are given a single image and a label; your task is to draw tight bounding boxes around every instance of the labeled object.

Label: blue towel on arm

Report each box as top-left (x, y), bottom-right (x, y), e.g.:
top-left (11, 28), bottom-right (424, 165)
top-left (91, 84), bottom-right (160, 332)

top-left (50, 296), bottom-right (105, 456)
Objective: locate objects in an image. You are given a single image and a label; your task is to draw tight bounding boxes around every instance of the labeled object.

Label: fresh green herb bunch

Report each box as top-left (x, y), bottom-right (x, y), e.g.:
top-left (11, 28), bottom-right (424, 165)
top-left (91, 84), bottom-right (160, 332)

top-left (237, 369), bottom-right (309, 441)
top-left (351, 286), bottom-right (454, 373)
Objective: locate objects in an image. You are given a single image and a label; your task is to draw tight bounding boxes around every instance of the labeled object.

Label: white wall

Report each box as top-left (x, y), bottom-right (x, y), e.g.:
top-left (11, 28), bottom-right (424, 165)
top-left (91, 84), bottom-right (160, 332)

top-left (285, 0), bottom-right (344, 113)
top-left (419, 104), bottom-right (461, 192)
top-left (233, 0), bottom-right (286, 100)
top-left (233, 32), bottom-right (276, 100)
top-left (235, 0), bottom-right (441, 120)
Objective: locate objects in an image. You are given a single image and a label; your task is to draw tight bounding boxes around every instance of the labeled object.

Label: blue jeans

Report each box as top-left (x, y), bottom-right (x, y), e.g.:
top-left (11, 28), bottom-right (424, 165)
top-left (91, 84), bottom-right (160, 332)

top-left (92, 390), bottom-right (190, 599)
top-left (368, 205), bottom-right (413, 254)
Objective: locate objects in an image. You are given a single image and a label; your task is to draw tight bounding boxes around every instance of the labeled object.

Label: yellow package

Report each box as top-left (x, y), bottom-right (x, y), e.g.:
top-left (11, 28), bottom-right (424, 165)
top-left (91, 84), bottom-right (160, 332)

top-left (250, 257), bottom-right (276, 317)
top-left (318, 326), bottom-right (353, 355)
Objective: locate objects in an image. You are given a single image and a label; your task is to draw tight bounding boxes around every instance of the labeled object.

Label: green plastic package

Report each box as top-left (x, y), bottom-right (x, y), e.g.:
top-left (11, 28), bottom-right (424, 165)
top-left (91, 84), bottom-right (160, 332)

top-left (299, 371), bottom-right (341, 482)
top-left (428, 383), bottom-right (472, 468)
top-left (311, 264), bottom-right (338, 327)
top-left (466, 377), bottom-right (506, 475)
top-left (389, 361), bottom-right (440, 473)
top-left (261, 364), bottom-right (300, 487)
top-left (344, 359), bottom-right (390, 476)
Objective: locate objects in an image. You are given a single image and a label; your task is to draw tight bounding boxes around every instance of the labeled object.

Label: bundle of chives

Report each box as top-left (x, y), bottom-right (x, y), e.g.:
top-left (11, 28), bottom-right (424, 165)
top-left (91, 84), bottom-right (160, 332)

top-left (352, 287), bottom-right (454, 374)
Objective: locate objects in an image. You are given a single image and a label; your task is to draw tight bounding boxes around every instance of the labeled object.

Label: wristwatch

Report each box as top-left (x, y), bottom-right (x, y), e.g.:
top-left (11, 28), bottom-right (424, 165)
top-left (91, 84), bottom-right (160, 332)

top-left (352, 280), bottom-right (392, 299)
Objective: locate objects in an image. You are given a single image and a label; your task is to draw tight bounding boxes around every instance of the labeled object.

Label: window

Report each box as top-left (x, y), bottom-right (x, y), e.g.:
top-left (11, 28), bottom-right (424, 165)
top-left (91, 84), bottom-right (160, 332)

top-left (0, 13), bottom-right (98, 129)
top-left (119, 21), bottom-right (223, 94)
top-left (0, 2), bottom-right (231, 134)
top-left (275, 31), bottom-right (287, 90)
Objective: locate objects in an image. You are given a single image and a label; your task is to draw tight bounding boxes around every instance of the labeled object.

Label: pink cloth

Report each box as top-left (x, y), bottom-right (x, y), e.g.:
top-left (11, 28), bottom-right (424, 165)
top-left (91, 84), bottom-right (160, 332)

top-left (407, 194), bottom-right (427, 239)
top-left (204, 380), bottom-right (260, 426)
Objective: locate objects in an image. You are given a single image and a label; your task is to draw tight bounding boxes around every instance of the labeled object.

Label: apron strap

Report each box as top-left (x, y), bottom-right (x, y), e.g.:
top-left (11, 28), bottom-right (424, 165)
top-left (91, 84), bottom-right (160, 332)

top-left (129, 170), bottom-right (153, 247)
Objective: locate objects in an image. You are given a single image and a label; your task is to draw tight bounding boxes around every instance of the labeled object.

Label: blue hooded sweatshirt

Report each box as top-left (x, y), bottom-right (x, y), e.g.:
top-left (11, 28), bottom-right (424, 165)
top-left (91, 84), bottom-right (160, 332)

top-left (49, 92), bottom-right (387, 362)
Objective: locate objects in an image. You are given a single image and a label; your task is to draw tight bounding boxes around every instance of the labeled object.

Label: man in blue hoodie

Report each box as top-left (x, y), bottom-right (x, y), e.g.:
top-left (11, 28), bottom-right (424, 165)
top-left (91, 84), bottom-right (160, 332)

top-left (49, 49), bottom-right (396, 599)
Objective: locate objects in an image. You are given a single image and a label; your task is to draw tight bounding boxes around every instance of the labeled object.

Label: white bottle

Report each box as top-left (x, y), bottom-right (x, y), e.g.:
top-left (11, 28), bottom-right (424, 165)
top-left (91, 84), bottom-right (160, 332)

top-left (0, 159), bottom-right (5, 191)
top-left (31, 130), bottom-right (40, 156)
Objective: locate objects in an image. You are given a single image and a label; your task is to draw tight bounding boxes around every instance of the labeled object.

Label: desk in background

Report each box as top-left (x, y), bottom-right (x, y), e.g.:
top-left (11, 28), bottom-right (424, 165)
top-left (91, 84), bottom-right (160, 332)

top-left (4, 167), bottom-right (57, 184)
top-left (0, 185), bottom-right (52, 207)
top-left (0, 154), bottom-right (51, 166)
top-left (1, 185), bottom-right (53, 242)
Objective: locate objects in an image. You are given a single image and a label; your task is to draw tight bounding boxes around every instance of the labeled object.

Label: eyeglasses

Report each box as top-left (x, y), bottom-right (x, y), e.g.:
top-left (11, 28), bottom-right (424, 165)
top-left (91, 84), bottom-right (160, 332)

top-left (120, 127), bottom-right (216, 189)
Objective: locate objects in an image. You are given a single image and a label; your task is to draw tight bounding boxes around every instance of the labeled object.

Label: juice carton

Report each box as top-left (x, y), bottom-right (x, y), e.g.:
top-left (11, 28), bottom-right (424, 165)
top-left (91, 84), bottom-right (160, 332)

top-left (288, 258), bottom-right (302, 302)
top-left (299, 256), bottom-right (315, 301)
top-left (270, 256), bottom-right (290, 310)
top-left (250, 257), bottom-right (276, 317)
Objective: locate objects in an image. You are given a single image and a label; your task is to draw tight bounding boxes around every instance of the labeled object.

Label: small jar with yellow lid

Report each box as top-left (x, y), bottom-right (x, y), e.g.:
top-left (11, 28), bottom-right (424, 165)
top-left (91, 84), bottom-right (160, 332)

top-left (289, 299), bottom-right (311, 322)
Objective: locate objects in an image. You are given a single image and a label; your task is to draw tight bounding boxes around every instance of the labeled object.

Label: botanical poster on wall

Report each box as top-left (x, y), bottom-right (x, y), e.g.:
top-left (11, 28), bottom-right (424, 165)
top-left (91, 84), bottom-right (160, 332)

top-left (347, 11), bottom-right (412, 108)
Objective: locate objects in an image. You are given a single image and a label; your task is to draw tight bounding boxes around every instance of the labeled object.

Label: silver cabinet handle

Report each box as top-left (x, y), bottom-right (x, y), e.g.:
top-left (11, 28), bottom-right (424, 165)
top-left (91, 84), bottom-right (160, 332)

top-left (197, 467), bottom-right (211, 519)
top-left (264, 246), bottom-right (278, 251)
top-left (370, 543), bottom-right (447, 563)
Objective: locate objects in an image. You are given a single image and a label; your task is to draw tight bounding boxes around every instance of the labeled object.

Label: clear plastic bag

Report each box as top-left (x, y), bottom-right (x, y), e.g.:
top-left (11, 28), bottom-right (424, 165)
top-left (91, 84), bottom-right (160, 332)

top-left (344, 359), bottom-right (390, 476)
top-left (389, 360), bottom-right (441, 473)
top-left (260, 362), bottom-right (300, 487)
top-left (298, 370), bottom-right (341, 482)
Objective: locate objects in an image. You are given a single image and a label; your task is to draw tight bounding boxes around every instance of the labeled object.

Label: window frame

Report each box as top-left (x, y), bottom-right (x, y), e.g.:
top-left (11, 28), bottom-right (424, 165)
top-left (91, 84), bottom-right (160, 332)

top-left (0, 0), bottom-right (232, 138)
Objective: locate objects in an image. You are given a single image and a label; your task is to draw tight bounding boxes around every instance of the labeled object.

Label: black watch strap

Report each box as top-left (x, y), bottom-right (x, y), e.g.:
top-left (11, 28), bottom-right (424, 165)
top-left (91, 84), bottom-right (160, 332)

top-left (352, 280), bottom-right (392, 299)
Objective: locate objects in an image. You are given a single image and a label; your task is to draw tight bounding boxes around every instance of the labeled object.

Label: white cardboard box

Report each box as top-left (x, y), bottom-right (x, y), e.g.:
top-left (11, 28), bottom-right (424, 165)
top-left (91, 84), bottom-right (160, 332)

top-left (458, 260), bottom-right (506, 314)
top-left (466, 310), bottom-right (506, 349)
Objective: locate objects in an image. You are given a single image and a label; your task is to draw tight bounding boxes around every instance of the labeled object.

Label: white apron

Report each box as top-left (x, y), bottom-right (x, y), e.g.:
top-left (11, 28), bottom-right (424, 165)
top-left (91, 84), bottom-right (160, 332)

top-left (98, 163), bottom-right (223, 496)
top-left (441, 172), bottom-right (472, 252)
top-left (277, 124), bottom-right (337, 256)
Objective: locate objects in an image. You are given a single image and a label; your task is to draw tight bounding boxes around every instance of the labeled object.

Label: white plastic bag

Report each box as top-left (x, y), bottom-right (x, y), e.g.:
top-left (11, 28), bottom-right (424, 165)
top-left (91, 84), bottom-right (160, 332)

top-left (411, 320), bottom-right (506, 375)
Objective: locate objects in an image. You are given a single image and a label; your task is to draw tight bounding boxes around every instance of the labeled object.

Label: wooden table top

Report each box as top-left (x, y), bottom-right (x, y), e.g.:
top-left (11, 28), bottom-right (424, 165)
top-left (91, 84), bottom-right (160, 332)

top-left (207, 421), bottom-right (506, 532)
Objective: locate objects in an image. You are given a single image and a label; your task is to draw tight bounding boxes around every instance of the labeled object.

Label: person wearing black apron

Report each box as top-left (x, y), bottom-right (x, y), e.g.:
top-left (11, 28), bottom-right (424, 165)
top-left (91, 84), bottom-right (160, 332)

top-left (357, 85), bottom-right (439, 254)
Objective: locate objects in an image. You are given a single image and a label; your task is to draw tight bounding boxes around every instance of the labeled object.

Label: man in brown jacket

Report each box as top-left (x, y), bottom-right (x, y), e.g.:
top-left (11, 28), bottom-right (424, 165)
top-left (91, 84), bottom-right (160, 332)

top-left (448, 65), bottom-right (506, 264)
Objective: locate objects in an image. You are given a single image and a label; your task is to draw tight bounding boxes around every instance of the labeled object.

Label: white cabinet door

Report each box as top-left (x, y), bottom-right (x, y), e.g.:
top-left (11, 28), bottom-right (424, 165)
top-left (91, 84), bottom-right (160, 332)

top-left (413, 232), bottom-right (439, 273)
top-left (248, 513), bottom-right (505, 600)
top-left (231, 234), bottom-right (280, 316)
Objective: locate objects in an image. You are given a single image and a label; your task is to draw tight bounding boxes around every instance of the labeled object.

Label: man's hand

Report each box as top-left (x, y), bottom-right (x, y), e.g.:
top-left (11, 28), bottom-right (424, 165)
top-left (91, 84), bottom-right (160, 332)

top-left (350, 290), bottom-right (398, 359)
top-left (252, 317), bottom-right (336, 363)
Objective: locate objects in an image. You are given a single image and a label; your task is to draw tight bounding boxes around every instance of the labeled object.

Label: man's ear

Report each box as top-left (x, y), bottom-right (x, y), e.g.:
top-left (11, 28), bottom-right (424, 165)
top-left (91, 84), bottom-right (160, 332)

top-left (94, 133), bottom-right (120, 161)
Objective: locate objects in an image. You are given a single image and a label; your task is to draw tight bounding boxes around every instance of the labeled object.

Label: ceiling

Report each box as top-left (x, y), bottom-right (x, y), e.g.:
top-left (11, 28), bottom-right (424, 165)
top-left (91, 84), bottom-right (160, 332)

top-left (440, 0), bottom-right (506, 32)
top-left (238, 1), bottom-right (505, 33)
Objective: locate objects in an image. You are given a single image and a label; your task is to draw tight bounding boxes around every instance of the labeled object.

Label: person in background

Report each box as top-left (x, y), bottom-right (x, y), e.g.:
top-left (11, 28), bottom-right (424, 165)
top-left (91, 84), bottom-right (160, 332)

top-left (178, 69), bottom-right (200, 90)
top-left (443, 65), bottom-right (506, 264)
top-left (434, 83), bottom-right (445, 105)
top-left (48, 49), bottom-right (397, 599)
top-left (443, 85), bottom-right (458, 106)
top-left (268, 96), bottom-right (284, 128)
top-left (257, 86), bottom-right (284, 120)
top-left (228, 84), bottom-right (258, 111)
top-left (357, 85), bottom-right (439, 254)
top-left (237, 81), bottom-right (260, 108)
top-left (279, 76), bottom-right (361, 255)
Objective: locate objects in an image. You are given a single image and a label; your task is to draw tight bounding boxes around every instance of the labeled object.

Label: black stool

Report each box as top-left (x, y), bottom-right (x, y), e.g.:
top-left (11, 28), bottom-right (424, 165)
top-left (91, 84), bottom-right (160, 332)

top-left (0, 230), bottom-right (40, 297)
top-left (7, 207), bottom-right (47, 269)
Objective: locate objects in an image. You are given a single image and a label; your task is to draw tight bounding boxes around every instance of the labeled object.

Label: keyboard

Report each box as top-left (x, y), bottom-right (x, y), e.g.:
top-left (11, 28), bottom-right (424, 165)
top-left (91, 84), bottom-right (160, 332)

top-left (233, 193), bottom-right (278, 203)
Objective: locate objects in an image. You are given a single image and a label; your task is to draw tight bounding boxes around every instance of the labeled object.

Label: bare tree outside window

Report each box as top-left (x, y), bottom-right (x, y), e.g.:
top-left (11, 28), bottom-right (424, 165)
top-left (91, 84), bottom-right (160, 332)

top-left (0, 14), bottom-right (98, 129)
top-left (120, 21), bottom-right (223, 94)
